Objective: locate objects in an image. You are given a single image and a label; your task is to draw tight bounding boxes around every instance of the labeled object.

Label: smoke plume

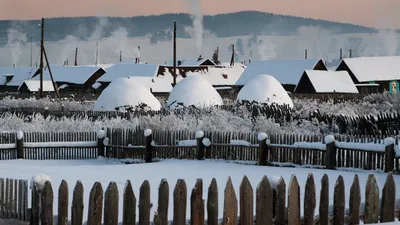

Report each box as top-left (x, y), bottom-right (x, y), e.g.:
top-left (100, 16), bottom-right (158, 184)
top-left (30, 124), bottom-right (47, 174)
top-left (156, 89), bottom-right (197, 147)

top-left (6, 28), bottom-right (28, 66)
top-left (186, 0), bottom-right (204, 56)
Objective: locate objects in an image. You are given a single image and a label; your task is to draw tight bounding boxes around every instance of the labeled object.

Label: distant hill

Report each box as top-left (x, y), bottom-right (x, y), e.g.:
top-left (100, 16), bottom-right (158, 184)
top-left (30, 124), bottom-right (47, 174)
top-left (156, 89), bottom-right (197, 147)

top-left (0, 11), bottom-right (377, 43)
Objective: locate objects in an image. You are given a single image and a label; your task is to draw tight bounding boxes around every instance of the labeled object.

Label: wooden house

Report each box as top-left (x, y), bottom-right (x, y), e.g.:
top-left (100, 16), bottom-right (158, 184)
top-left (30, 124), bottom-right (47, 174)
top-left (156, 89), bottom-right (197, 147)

top-left (0, 67), bottom-right (39, 92)
top-left (335, 56), bottom-right (400, 94)
top-left (235, 59), bottom-right (327, 92)
top-left (30, 65), bottom-right (106, 92)
top-left (294, 70), bottom-right (358, 94)
top-left (18, 80), bottom-right (55, 93)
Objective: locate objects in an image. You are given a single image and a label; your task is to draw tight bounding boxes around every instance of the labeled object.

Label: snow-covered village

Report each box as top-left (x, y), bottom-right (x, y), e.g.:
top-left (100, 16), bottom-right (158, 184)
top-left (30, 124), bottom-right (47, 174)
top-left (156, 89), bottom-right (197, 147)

top-left (1, 1), bottom-right (400, 225)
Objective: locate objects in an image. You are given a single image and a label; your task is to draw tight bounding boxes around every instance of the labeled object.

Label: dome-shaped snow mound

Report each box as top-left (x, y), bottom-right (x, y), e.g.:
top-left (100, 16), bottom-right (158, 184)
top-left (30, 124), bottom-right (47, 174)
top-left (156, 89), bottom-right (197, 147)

top-left (236, 74), bottom-right (294, 108)
top-left (94, 77), bottom-right (161, 111)
top-left (168, 76), bottom-right (223, 108)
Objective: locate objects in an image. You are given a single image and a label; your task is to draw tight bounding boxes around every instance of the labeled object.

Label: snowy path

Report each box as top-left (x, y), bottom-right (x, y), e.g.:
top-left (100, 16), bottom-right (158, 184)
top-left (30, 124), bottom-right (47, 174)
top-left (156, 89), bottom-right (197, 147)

top-left (0, 158), bottom-right (399, 222)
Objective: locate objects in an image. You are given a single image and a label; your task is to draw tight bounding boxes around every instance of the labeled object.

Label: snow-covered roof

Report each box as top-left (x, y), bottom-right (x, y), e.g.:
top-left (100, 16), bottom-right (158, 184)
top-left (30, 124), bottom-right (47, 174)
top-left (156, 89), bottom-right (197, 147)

top-left (31, 65), bottom-right (104, 84)
top-left (236, 74), bottom-right (294, 108)
top-left (185, 65), bottom-right (246, 86)
top-left (93, 77), bottom-right (161, 112)
top-left (166, 58), bottom-right (215, 66)
top-left (168, 76), bottom-right (223, 108)
top-left (0, 67), bottom-right (38, 86)
top-left (98, 63), bottom-right (159, 82)
top-left (18, 80), bottom-right (55, 92)
top-left (339, 56), bottom-right (400, 82)
top-left (84, 64), bottom-right (114, 70)
top-left (236, 59), bottom-right (324, 86)
top-left (298, 70), bottom-right (359, 93)
top-left (126, 76), bottom-right (173, 93)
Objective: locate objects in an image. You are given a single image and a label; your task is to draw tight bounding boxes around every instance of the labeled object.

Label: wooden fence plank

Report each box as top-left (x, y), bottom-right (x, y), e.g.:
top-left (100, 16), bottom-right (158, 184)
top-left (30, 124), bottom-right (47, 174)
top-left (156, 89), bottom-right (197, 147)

top-left (381, 172), bottom-right (396, 222)
top-left (349, 175), bottom-right (360, 225)
top-left (122, 180), bottom-right (136, 225)
top-left (333, 176), bottom-right (345, 225)
top-left (139, 180), bottom-right (151, 225)
top-left (319, 174), bottom-right (329, 225)
top-left (288, 175), bottom-right (300, 225)
top-left (256, 176), bottom-right (272, 225)
top-left (58, 180), bottom-right (69, 225)
top-left (41, 181), bottom-right (54, 225)
top-left (304, 173), bottom-right (316, 225)
top-left (275, 177), bottom-right (286, 225)
top-left (155, 179), bottom-right (169, 225)
top-left (104, 182), bottom-right (119, 225)
top-left (87, 182), bottom-right (103, 225)
top-left (71, 181), bottom-right (84, 225)
top-left (190, 179), bottom-right (204, 225)
top-left (173, 179), bottom-right (187, 225)
top-left (207, 178), bottom-right (218, 225)
top-left (364, 174), bottom-right (379, 224)
top-left (240, 176), bottom-right (253, 225)
top-left (223, 177), bottom-right (237, 225)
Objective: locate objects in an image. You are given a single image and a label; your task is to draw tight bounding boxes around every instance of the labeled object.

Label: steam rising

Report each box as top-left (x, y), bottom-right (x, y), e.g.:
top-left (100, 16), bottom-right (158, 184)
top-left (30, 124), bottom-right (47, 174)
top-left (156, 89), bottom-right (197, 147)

top-left (6, 28), bottom-right (27, 66)
top-left (186, 0), bottom-right (203, 55)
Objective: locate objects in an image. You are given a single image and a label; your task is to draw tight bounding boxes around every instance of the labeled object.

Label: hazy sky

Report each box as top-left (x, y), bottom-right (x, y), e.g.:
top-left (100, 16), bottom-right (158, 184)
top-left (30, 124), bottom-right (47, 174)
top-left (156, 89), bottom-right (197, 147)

top-left (2, 0), bottom-right (400, 29)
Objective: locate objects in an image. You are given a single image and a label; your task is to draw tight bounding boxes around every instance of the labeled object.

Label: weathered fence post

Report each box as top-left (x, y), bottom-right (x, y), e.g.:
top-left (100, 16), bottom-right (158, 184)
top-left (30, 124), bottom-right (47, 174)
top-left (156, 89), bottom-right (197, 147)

top-left (196, 131), bottom-right (205, 160)
top-left (16, 131), bottom-right (24, 159)
top-left (97, 129), bottom-right (106, 157)
top-left (384, 138), bottom-right (395, 172)
top-left (144, 129), bottom-right (153, 163)
top-left (325, 135), bottom-right (336, 170)
top-left (43, 107), bottom-right (49, 119)
top-left (380, 172), bottom-right (396, 223)
top-left (258, 133), bottom-right (268, 166)
top-left (31, 185), bottom-right (40, 225)
top-left (41, 181), bottom-right (54, 225)
top-left (364, 174), bottom-right (379, 224)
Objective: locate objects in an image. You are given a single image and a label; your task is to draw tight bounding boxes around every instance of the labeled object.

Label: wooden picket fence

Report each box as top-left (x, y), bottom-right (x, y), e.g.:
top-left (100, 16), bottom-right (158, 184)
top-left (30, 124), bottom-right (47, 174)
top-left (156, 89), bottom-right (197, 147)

top-left (31, 172), bottom-right (398, 225)
top-left (0, 177), bottom-right (29, 221)
top-left (1, 128), bottom-right (400, 172)
top-left (0, 131), bottom-right (99, 160)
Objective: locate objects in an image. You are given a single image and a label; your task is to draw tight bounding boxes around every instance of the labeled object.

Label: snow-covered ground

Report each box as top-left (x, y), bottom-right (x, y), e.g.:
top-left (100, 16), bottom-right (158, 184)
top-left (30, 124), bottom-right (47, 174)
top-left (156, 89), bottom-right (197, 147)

top-left (0, 158), bottom-right (398, 222)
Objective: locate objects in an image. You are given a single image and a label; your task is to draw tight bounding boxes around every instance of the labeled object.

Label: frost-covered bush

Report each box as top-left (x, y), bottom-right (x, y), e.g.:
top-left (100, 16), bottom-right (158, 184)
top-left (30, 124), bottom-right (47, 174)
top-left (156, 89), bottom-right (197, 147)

top-left (0, 96), bottom-right (93, 111)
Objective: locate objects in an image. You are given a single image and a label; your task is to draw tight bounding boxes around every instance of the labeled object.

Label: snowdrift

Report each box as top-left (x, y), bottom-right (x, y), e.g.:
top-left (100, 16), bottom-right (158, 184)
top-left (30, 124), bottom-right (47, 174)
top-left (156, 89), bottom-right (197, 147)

top-left (236, 74), bottom-right (294, 108)
top-left (94, 77), bottom-right (161, 111)
top-left (168, 76), bottom-right (223, 108)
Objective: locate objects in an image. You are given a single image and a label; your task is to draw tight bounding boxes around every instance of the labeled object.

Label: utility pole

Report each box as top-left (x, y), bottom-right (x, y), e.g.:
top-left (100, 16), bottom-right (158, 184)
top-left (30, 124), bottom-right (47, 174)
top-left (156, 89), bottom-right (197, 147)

top-left (340, 48), bottom-right (343, 61)
top-left (74, 47), bottom-right (78, 66)
top-left (40, 18), bottom-right (44, 98)
top-left (230, 44), bottom-right (235, 66)
top-left (120, 51), bottom-right (122, 62)
top-left (173, 21), bottom-right (177, 86)
top-left (349, 49), bottom-right (352, 58)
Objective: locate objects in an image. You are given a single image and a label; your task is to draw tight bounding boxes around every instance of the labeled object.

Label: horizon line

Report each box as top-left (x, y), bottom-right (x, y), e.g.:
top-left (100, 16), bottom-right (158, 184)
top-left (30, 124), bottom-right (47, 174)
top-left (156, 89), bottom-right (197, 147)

top-left (0, 10), bottom-right (383, 30)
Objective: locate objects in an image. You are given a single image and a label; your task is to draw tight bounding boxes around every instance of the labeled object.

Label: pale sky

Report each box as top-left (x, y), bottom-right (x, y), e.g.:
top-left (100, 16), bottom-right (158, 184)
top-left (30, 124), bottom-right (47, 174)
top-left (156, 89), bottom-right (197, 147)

top-left (2, 0), bottom-right (400, 29)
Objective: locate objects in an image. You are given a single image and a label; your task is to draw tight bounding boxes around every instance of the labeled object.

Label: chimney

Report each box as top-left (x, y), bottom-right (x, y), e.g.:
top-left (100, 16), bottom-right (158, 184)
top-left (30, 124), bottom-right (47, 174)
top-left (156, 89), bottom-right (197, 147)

top-left (12, 63), bottom-right (15, 68)
top-left (305, 49), bottom-right (308, 59)
top-left (74, 47), bottom-right (78, 66)
top-left (340, 48), bottom-right (343, 60)
top-left (349, 49), bottom-right (352, 58)
top-left (120, 51), bottom-right (122, 62)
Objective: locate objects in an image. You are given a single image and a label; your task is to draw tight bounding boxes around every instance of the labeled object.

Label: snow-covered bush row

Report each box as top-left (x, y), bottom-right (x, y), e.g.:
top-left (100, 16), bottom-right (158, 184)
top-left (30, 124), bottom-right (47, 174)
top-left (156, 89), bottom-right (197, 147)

top-left (0, 109), bottom-right (332, 135)
top-left (1, 92), bottom-right (400, 117)
top-left (0, 96), bottom-right (93, 111)
top-left (293, 93), bottom-right (400, 117)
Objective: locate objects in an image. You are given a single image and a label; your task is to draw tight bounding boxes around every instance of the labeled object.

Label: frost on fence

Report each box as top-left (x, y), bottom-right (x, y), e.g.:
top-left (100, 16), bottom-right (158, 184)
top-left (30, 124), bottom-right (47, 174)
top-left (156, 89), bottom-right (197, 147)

top-left (202, 138), bottom-right (211, 147)
top-left (97, 129), bottom-right (105, 139)
top-left (30, 174), bottom-right (51, 191)
top-left (324, 135), bottom-right (335, 144)
top-left (195, 130), bottom-right (204, 139)
top-left (17, 130), bottom-right (23, 140)
top-left (144, 129), bottom-right (152, 137)
top-left (384, 137), bottom-right (395, 146)
top-left (258, 132), bottom-right (268, 141)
